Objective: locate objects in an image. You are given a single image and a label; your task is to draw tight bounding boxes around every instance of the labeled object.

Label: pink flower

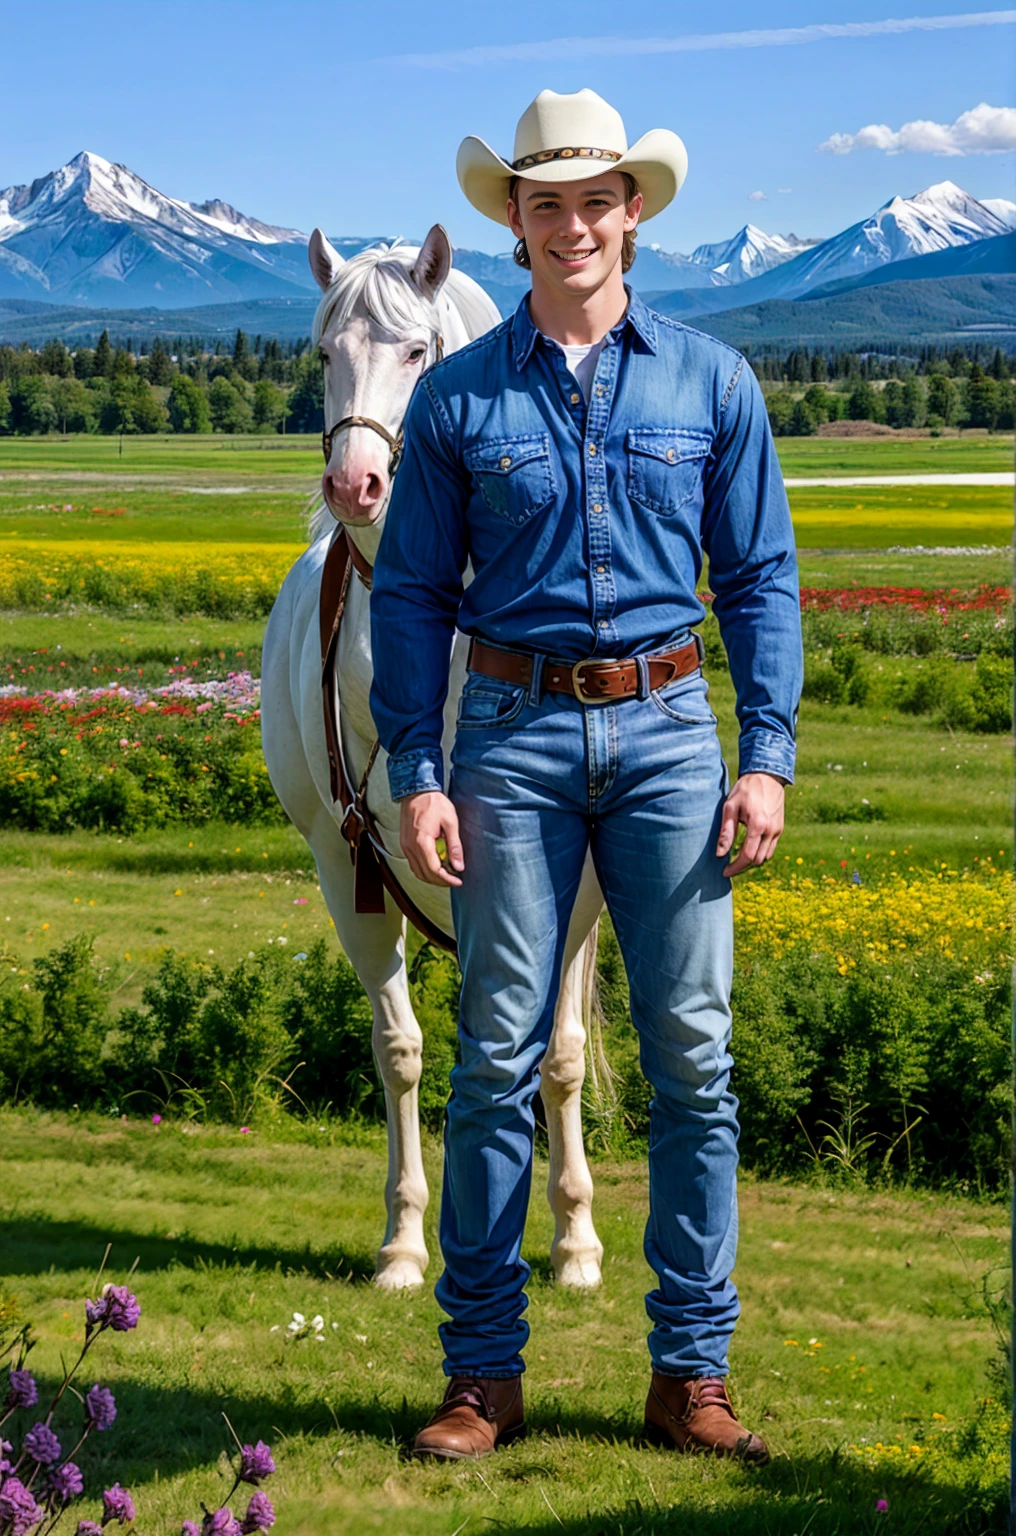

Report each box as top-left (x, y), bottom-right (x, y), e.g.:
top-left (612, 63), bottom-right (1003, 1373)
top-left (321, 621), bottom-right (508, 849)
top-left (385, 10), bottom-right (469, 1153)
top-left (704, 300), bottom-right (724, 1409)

top-left (152, 1114), bottom-right (162, 1125)
top-left (876, 1499), bottom-right (889, 1514)
top-left (239, 1127), bottom-right (251, 1135)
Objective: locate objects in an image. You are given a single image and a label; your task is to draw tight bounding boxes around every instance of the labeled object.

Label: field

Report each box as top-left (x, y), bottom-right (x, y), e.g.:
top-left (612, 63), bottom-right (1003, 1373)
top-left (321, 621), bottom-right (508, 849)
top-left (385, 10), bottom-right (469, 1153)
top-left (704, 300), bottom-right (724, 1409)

top-left (0, 431), bottom-right (1011, 1533)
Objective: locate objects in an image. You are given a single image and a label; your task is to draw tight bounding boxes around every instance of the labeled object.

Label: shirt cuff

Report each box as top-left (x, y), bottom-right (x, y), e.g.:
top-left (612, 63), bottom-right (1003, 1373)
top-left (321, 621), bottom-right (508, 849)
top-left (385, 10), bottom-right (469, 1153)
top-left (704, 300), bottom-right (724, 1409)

top-left (385, 747), bottom-right (445, 801)
top-left (738, 729), bottom-right (796, 785)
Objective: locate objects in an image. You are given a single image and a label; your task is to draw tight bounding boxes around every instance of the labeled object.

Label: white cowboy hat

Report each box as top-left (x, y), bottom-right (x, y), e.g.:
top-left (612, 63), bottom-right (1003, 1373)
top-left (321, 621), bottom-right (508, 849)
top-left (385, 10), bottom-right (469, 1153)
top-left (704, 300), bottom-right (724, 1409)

top-left (457, 88), bottom-right (688, 227)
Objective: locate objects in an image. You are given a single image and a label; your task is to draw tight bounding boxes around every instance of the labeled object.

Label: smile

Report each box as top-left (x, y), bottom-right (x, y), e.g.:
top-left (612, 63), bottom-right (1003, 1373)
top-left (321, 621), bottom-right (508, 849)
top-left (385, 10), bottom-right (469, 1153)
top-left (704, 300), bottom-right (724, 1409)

top-left (550, 249), bottom-right (597, 265)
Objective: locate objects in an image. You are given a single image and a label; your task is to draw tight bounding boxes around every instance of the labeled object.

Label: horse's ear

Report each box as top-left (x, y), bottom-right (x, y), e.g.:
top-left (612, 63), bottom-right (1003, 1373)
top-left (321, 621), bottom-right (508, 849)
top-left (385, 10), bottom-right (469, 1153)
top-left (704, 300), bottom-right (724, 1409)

top-left (411, 225), bottom-right (452, 302)
top-left (309, 228), bottom-right (344, 291)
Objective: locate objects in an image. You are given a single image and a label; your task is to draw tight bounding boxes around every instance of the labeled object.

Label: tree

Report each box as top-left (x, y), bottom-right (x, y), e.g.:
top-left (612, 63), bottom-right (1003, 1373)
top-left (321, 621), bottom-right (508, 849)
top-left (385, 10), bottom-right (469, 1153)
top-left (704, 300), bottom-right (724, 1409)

top-left (803, 384), bottom-right (833, 423)
top-left (40, 339), bottom-right (73, 378)
top-left (847, 380), bottom-right (878, 421)
top-left (882, 380), bottom-right (905, 429)
top-left (208, 376), bottom-right (252, 433)
top-left (926, 373), bottom-right (956, 425)
top-left (50, 377), bottom-right (95, 434)
top-left (167, 374), bottom-right (211, 434)
top-left (9, 376), bottom-right (56, 434)
top-left (764, 390), bottom-right (794, 437)
top-left (286, 357), bottom-right (324, 433)
top-left (252, 378), bottom-right (285, 432)
top-left (789, 399), bottom-right (816, 436)
top-left (901, 376), bottom-right (924, 429)
top-left (0, 380), bottom-right (10, 435)
top-left (73, 348), bottom-right (96, 381)
top-left (964, 372), bottom-right (1000, 430)
top-left (146, 337), bottom-right (175, 387)
top-left (130, 378), bottom-right (167, 433)
top-left (990, 347), bottom-right (1007, 381)
top-left (93, 330), bottom-right (113, 380)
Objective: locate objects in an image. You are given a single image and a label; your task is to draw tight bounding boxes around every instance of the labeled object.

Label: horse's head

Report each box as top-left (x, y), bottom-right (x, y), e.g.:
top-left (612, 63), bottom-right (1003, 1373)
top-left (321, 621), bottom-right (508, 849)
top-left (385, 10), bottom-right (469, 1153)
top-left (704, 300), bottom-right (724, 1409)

top-left (310, 226), bottom-right (452, 527)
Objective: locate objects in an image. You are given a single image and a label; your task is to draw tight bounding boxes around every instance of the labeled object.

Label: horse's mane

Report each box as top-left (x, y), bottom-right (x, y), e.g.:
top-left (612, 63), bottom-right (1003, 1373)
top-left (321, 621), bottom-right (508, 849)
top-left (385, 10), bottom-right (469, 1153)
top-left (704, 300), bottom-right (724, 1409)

top-left (308, 242), bottom-right (500, 543)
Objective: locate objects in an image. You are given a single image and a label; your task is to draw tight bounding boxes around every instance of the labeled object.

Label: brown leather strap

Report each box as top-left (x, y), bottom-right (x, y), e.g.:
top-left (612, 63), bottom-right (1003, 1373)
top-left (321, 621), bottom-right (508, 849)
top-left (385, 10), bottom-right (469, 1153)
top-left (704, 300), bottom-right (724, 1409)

top-left (468, 635), bottom-right (704, 704)
top-left (319, 526), bottom-right (456, 955)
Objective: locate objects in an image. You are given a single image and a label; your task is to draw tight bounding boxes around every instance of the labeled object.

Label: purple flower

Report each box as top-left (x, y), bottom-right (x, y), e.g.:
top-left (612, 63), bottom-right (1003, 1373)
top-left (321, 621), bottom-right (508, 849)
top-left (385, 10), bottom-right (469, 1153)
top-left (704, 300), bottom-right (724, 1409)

top-left (1, 1437), bottom-right (13, 1473)
top-left (76, 1524), bottom-right (104, 1536)
top-left (240, 1492), bottom-right (275, 1533)
top-left (181, 1524), bottom-right (200, 1536)
top-left (201, 1509), bottom-right (240, 1536)
top-left (152, 1114), bottom-right (162, 1125)
top-left (0, 1477), bottom-right (46, 1535)
top-left (85, 1384), bottom-right (117, 1431)
top-left (238, 1441), bottom-right (275, 1484)
top-left (23, 1422), bottom-right (61, 1465)
top-left (50, 1461), bottom-right (84, 1503)
top-left (102, 1484), bottom-right (136, 1525)
top-left (85, 1284), bottom-right (141, 1334)
top-left (876, 1500), bottom-right (889, 1514)
top-left (7, 1368), bottom-right (38, 1409)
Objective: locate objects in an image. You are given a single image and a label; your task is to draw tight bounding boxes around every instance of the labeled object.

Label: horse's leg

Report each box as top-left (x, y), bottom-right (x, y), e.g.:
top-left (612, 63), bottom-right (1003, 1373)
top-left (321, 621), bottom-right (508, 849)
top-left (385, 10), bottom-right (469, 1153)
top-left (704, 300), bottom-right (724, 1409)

top-left (542, 864), bottom-right (606, 1289)
top-left (309, 825), bottom-right (430, 1291)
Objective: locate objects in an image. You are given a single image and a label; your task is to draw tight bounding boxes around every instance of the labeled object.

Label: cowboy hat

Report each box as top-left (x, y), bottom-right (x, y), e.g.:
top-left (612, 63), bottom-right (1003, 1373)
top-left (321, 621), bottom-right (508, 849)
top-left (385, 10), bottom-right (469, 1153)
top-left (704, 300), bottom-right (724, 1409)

top-left (456, 88), bottom-right (688, 227)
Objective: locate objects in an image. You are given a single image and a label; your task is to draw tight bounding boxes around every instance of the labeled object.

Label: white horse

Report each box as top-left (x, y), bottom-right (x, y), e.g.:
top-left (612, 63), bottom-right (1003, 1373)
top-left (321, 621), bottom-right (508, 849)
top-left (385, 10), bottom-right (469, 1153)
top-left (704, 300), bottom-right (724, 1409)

top-left (261, 225), bottom-right (606, 1291)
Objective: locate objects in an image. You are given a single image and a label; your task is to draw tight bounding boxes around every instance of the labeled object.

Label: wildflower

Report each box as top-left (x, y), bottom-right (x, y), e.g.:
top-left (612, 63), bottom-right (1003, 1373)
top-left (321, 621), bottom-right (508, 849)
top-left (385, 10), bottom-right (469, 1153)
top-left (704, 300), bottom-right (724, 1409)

top-left (1, 1437), bottom-right (12, 1473)
top-left (23, 1422), bottom-right (61, 1464)
top-left (202, 1508), bottom-right (241, 1535)
top-left (0, 1476), bottom-right (46, 1535)
top-left (876, 1499), bottom-right (888, 1513)
top-left (6, 1367), bottom-right (38, 1408)
top-left (152, 1114), bottom-right (162, 1126)
top-left (182, 1525), bottom-right (201, 1536)
top-left (85, 1284), bottom-right (141, 1334)
top-left (86, 1384), bottom-right (117, 1431)
top-left (239, 1127), bottom-right (251, 1135)
top-left (239, 1441), bottom-right (276, 1484)
top-left (101, 1484), bottom-right (136, 1524)
top-left (50, 1461), bottom-right (85, 1502)
top-left (241, 1492), bottom-right (275, 1532)
top-left (77, 1525), bottom-right (104, 1536)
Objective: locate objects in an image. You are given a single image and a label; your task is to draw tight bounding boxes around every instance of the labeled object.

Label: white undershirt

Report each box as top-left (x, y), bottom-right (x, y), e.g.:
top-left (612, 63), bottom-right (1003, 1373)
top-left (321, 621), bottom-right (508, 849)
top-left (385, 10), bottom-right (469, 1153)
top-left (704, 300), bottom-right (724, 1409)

top-left (558, 339), bottom-right (605, 403)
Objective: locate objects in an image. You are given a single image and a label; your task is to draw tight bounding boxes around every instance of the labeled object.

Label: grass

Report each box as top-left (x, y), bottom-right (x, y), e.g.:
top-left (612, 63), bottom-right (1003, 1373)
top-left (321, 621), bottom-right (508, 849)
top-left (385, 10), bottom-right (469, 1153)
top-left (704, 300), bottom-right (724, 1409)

top-left (785, 486), bottom-right (1011, 550)
top-left (1, 1111), bottom-right (1008, 1535)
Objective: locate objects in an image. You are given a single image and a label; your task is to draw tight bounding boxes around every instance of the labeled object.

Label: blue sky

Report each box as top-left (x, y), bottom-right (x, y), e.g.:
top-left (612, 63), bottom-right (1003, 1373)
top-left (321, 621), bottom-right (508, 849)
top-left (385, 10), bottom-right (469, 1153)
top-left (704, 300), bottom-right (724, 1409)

top-left (4, 1), bottom-right (1014, 253)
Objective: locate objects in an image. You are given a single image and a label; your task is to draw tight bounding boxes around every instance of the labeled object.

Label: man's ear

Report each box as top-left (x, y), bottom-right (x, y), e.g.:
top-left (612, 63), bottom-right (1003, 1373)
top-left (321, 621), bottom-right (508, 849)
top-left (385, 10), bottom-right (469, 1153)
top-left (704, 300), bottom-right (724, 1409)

top-left (309, 228), bottom-right (345, 291)
top-left (411, 225), bottom-right (452, 302)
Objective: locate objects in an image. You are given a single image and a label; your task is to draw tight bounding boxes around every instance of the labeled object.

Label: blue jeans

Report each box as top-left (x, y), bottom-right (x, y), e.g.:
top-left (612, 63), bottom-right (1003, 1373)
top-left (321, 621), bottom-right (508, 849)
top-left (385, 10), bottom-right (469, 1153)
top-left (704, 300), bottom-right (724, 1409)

top-left (439, 656), bottom-right (740, 1380)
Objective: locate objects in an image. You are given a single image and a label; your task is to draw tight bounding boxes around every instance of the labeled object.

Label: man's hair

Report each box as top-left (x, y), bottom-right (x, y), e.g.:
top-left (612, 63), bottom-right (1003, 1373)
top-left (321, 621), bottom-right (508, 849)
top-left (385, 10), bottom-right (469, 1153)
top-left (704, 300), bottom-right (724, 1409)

top-left (508, 171), bottom-right (640, 273)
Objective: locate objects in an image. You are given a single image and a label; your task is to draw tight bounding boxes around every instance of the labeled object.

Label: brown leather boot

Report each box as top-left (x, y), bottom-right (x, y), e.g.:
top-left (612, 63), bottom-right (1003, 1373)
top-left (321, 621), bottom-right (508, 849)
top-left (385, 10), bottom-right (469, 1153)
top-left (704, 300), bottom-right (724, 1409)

top-left (412, 1376), bottom-right (526, 1460)
top-left (643, 1373), bottom-right (770, 1464)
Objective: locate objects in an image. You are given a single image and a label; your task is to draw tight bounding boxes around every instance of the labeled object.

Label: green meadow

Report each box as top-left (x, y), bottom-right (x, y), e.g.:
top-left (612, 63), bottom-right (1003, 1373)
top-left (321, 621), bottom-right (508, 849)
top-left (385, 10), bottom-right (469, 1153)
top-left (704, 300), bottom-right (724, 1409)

top-left (0, 432), bottom-right (1010, 1533)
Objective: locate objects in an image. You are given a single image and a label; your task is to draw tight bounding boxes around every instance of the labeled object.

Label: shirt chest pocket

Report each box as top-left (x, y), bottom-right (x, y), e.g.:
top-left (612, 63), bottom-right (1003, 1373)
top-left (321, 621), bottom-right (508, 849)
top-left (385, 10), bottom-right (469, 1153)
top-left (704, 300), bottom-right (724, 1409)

top-left (464, 433), bottom-right (557, 528)
top-left (626, 429), bottom-right (712, 517)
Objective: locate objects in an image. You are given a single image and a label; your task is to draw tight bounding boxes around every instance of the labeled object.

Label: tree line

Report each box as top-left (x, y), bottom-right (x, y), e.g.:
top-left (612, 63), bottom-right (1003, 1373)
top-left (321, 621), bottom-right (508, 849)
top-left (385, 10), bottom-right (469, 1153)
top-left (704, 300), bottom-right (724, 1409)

top-left (0, 329), bottom-right (1013, 438)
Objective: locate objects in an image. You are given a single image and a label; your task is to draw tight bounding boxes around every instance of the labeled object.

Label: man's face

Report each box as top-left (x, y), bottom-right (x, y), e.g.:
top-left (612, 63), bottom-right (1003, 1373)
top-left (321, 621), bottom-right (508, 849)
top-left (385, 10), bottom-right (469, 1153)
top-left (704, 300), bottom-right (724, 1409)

top-left (506, 171), bottom-right (642, 297)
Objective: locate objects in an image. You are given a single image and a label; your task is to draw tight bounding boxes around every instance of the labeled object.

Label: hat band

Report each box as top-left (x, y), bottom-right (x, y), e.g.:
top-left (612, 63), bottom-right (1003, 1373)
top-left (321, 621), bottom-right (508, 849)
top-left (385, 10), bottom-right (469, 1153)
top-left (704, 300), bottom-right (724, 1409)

top-left (511, 145), bottom-right (624, 171)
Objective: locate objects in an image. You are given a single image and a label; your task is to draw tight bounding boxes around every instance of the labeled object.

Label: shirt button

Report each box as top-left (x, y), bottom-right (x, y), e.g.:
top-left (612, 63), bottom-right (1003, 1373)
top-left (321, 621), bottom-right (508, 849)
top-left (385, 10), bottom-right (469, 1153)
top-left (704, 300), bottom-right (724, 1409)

top-left (500, 456), bottom-right (512, 469)
top-left (592, 502), bottom-right (603, 513)
top-left (666, 448), bottom-right (676, 462)
top-left (570, 392), bottom-right (580, 404)
top-left (588, 444), bottom-right (597, 457)
top-left (599, 619), bottom-right (609, 629)
top-left (595, 386), bottom-right (605, 397)
top-left (596, 565), bottom-right (606, 574)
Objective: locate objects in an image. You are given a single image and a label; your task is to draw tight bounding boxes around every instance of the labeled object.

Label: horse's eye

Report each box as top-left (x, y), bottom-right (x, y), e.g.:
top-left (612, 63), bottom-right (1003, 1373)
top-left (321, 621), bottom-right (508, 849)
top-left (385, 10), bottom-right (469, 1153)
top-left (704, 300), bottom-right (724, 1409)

top-left (407, 347), bottom-right (426, 365)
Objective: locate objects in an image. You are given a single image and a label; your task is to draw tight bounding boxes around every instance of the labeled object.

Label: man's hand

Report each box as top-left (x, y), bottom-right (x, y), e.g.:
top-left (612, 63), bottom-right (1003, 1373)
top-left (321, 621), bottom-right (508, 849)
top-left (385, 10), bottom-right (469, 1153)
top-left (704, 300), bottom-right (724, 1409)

top-left (400, 791), bottom-right (465, 888)
top-left (716, 772), bottom-right (786, 878)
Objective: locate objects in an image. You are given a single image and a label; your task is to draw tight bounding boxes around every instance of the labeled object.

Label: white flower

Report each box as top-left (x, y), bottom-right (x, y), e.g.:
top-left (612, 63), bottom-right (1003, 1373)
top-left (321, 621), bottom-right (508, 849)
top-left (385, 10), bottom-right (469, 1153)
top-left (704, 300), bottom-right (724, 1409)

top-left (311, 1315), bottom-right (325, 1331)
top-left (354, 1333), bottom-right (367, 1344)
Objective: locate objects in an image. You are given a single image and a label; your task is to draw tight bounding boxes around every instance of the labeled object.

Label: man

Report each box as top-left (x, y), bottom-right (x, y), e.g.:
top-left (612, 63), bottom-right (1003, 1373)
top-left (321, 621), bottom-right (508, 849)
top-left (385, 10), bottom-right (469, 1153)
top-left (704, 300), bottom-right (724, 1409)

top-left (370, 88), bottom-right (803, 1463)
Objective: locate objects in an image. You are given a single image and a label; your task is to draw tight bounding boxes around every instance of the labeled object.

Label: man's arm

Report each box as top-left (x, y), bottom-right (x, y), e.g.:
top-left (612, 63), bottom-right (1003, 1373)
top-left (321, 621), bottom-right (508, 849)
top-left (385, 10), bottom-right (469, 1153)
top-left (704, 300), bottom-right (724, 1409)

top-left (701, 358), bottom-right (804, 874)
top-left (370, 378), bottom-right (469, 885)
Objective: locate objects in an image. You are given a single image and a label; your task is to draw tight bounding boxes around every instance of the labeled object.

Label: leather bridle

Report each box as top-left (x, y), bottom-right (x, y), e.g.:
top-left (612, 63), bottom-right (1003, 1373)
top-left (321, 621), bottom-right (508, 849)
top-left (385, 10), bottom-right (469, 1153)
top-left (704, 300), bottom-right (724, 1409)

top-left (320, 331), bottom-right (445, 477)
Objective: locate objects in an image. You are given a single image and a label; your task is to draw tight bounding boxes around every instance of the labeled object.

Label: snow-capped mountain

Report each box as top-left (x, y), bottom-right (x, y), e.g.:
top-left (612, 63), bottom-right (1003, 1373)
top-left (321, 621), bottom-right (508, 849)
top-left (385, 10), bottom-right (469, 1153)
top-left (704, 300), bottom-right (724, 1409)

top-left (980, 196), bottom-right (1016, 231)
top-left (0, 152), bottom-right (318, 305)
top-left (688, 225), bottom-right (818, 283)
top-left (0, 154), bottom-right (1011, 314)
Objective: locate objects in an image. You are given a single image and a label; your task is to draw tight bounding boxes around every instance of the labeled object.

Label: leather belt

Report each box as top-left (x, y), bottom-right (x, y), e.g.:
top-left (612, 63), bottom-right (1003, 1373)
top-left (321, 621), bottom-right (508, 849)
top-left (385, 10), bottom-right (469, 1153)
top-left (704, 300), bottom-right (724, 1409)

top-left (467, 634), bottom-right (704, 705)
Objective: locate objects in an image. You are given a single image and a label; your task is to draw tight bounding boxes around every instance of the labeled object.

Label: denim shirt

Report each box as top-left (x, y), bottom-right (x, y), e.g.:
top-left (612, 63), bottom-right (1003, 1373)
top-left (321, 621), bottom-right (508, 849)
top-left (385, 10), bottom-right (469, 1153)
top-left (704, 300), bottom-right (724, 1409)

top-left (370, 288), bottom-right (803, 799)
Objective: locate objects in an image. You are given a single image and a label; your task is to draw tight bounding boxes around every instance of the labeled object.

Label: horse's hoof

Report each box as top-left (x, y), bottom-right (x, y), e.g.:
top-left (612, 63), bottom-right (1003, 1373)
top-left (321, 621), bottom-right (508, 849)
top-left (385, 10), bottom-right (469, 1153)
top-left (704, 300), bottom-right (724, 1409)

top-left (374, 1253), bottom-right (427, 1291)
top-left (553, 1248), bottom-right (603, 1290)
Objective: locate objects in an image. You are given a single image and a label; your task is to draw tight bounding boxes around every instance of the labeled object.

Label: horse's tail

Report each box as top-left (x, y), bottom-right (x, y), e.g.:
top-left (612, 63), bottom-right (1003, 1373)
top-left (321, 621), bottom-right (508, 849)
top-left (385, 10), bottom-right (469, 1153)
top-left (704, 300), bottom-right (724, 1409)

top-left (581, 919), bottom-right (616, 1132)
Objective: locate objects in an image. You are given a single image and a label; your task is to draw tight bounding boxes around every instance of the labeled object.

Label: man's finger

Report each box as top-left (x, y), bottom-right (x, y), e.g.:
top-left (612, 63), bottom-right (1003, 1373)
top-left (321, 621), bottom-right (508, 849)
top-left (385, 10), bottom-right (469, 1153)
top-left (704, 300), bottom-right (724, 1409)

top-left (441, 814), bottom-right (465, 873)
top-left (715, 799), bottom-right (741, 856)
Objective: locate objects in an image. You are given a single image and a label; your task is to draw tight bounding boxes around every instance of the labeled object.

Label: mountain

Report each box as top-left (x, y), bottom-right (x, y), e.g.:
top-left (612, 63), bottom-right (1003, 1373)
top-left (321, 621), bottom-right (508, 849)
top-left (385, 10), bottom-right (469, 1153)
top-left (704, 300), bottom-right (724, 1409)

top-left (980, 197), bottom-right (1016, 231)
top-left (673, 273), bottom-right (1016, 351)
top-left (646, 180), bottom-right (1013, 321)
top-left (688, 225), bottom-right (818, 283)
top-left (803, 228), bottom-right (1016, 299)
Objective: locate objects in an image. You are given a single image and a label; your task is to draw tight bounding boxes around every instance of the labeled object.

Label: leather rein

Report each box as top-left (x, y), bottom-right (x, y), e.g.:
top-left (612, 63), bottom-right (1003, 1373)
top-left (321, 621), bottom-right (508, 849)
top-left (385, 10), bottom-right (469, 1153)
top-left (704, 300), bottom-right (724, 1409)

top-left (318, 329), bottom-right (456, 956)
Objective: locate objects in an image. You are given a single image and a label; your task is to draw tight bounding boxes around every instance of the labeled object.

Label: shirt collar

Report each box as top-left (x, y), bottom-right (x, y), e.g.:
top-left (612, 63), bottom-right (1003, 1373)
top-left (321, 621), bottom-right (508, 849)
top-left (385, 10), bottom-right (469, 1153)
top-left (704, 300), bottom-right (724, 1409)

top-left (510, 284), bottom-right (657, 371)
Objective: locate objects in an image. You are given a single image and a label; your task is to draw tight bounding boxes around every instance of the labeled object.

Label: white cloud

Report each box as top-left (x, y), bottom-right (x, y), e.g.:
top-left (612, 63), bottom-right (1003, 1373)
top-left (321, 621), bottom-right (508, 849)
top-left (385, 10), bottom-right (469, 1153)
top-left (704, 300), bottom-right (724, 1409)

top-left (748, 190), bottom-right (768, 201)
top-left (778, 187), bottom-right (793, 194)
top-left (820, 102), bottom-right (1016, 156)
top-left (387, 11), bottom-right (1016, 70)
